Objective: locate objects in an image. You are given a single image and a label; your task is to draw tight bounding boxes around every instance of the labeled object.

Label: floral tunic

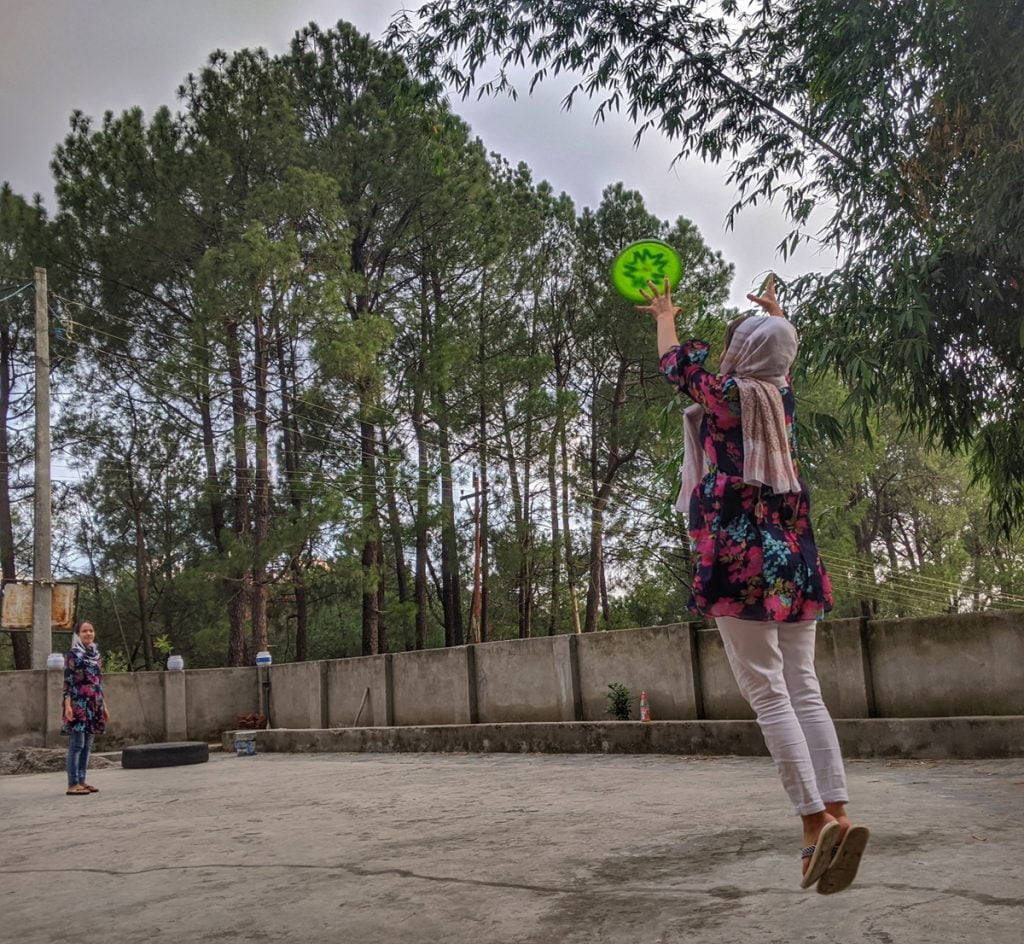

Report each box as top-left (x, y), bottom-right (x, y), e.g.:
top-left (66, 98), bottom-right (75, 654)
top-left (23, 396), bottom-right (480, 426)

top-left (61, 651), bottom-right (106, 736)
top-left (661, 340), bottom-right (833, 622)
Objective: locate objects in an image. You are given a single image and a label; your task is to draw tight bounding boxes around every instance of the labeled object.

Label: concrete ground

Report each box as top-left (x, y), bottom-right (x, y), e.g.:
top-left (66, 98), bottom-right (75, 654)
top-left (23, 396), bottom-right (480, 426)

top-left (3, 752), bottom-right (1023, 944)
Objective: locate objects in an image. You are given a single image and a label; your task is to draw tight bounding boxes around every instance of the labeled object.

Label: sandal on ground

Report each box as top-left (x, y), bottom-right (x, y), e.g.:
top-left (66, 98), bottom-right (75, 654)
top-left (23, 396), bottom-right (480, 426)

top-left (817, 825), bottom-right (870, 895)
top-left (800, 820), bottom-right (842, 889)
top-left (65, 785), bottom-right (90, 796)
top-left (82, 783), bottom-right (99, 793)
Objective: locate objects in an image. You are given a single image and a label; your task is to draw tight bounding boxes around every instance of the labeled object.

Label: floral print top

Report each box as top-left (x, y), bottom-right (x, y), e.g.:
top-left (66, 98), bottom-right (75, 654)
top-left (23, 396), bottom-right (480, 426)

top-left (62, 651), bottom-right (106, 736)
top-left (661, 340), bottom-right (833, 622)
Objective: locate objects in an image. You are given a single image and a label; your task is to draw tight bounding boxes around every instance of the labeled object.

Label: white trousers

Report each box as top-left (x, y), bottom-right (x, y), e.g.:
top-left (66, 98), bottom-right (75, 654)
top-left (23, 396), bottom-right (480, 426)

top-left (715, 617), bottom-right (849, 816)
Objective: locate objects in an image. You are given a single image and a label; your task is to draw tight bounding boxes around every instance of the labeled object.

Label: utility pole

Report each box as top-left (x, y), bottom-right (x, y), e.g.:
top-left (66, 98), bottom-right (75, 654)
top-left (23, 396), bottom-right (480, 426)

top-left (31, 266), bottom-right (51, 669)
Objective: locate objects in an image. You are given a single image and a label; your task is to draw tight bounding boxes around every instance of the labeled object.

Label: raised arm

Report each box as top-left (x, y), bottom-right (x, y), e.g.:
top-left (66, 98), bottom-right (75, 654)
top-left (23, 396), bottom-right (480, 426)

top-left (636, 278), bottom-right (682, 358)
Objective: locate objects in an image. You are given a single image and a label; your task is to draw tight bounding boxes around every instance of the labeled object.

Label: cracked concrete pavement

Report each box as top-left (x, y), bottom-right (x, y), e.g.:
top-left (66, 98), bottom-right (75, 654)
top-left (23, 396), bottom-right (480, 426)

top-left (3, 752), bottom-right (1022, 943)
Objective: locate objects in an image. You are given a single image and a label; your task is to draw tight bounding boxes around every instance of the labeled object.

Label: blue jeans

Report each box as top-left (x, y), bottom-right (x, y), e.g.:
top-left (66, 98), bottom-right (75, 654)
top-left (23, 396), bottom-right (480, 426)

top-left (66, 730), bottom-right (94, 787)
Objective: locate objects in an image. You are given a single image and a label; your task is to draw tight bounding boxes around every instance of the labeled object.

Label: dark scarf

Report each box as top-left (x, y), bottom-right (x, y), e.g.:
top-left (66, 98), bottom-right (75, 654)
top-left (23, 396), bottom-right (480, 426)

top-left (70, 633), bottom-right (101, 670)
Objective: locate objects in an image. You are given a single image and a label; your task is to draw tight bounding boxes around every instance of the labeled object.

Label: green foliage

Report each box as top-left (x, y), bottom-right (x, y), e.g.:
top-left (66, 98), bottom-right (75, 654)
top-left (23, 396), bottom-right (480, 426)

top-left (390, 0), bottom-right (1024, 533)
top-left (606, 682), bottom-right (632, 721)
top-left (103, 649), bottom-right (130, 674)
top-left (2, 13), bottom-right (1019, 679)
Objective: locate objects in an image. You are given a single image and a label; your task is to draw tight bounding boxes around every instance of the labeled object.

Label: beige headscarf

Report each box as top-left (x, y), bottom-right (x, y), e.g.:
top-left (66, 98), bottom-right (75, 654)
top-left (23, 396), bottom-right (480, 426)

top-left (676, 316), bottom-right (801, 512)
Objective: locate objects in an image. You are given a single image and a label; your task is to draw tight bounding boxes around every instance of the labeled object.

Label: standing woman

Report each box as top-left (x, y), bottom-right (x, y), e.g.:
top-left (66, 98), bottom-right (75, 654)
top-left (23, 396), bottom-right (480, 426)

top-left (62, 620), bottom-right (109, 796)
top-left (639, 276), bottom-right (869, 894)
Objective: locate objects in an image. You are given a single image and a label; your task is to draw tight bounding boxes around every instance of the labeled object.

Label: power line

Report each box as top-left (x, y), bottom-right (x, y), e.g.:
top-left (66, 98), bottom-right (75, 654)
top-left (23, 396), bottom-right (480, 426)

top-left (822, 548), bottom-right (1024, 607)
top-left (0, 282), bottom-right (33, 304)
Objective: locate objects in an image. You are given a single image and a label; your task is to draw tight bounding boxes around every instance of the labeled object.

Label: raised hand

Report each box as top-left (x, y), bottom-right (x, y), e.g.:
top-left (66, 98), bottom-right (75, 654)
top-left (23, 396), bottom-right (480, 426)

top-left (636, 277), bottom-right (682, 322)
top-left (746, 274), bottom-right (784, 317)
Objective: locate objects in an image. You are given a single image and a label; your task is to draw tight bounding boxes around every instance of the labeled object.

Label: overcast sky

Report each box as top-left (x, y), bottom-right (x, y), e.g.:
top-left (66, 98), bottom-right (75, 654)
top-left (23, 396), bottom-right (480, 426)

top-left (1, 0), bottom-right (837, 308)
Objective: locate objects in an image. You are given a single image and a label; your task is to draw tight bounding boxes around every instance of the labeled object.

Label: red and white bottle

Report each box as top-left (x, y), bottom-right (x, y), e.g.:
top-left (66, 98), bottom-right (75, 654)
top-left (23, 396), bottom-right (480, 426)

top-left (640, 690), bottom-right (651, 722)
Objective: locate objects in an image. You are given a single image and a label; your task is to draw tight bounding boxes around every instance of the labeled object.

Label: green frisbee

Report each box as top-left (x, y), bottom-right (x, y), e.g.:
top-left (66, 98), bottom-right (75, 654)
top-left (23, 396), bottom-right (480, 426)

top-left (610, 238), bottom-right (684, 303)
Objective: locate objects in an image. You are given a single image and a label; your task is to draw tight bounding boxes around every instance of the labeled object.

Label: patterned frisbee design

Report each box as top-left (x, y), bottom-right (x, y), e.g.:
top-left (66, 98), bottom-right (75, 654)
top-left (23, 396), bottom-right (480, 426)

top-left (610, 238), bottom-right (684, 303)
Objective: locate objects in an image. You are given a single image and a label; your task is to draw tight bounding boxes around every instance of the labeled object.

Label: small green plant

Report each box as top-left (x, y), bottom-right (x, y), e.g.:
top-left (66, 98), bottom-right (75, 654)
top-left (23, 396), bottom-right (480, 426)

top-left (103, 650), bottom-right (129, 674)
top-left (154, 635), bottom-right (173, 658)
top-left (606, 682), bottom-right (632, 721)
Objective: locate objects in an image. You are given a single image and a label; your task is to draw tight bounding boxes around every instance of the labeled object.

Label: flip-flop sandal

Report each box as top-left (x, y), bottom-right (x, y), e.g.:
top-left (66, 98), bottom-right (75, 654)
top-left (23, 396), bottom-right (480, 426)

top-left (800, 820), bottom-right (842, 889)
top-left (817, 825), bottom-right (870, 895)
top-left (82, 784), bottom-right (99, 793)
top-left (65, 786), bottom-right (89, 796)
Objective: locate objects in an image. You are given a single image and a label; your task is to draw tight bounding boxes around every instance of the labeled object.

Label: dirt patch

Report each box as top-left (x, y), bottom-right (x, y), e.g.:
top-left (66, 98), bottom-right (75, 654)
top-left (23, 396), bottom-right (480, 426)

top-left (0, 748), bottom-right (118, 775)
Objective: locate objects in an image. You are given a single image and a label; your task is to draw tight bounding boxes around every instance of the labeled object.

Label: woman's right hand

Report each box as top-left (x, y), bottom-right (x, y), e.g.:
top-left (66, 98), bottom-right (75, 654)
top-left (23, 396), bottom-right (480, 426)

top-left (63, 703), bottom-right (74, 722)
top-left (638, 279), bottom-right (684, 358)
top-left (636, 278), bottom-right (682, 322)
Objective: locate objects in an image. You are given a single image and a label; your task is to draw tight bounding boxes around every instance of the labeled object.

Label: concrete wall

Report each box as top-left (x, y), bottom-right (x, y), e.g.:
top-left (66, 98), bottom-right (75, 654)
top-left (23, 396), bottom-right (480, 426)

top-left (694, 618), bottom-right (873, 721)
top-left (867, 611), bottom-right (1024, 717)
top-left (185, 667), bottom-right (258, 742)
top-left (695, 629), bottom-right (753, 720)
top-left (270, 662), bottom-right (326, 729)
top-left (476, 635), bottom-right (576, 723)
top-left (816, 619), bottom-right (873, 718)
top-left (392, 647), bottom-right (473, 726)
top-left (326, 655), bottom-right (389, 727)
top-left (95, 671), bottom-right (166, 748)
top-left (576, 624), bottom-right (699, 721)
top-left (0, 668), bottom-right (47, 748)
top-left (3, 610), bottom-right (1024, 747)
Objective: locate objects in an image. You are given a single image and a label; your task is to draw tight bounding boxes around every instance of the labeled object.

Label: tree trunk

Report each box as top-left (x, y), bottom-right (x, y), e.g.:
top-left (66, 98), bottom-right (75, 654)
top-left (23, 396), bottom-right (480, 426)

top-left (477, 283), bottom-right (490, 643)
top-left (359, 405), bottom-right (381, 656)
top-left (499, 398), bottom-right (530, 639)
top-left (377, 577), bottom-right (388, 655)
top-left (250, 308), bottom-right (270, 659)
top-left (584, 359), bottom-right (632, 632)
top-left (380, 429), bottom-right (411, 607)
top-left (292, 559), bottom-right (309, 662)
top-left (437, 401), bottom-right (464, 647)
top-left (225, 320), bottom-right (251, 666)
top-left (547, 412), bottom-right (561, 636)
top-left (584, 494), bottom-right (606, 633)
top-left (412, 279), bottom-right (431, 650)
top-left (380, 429), bottom-right (411, 650)
top-left (275, 326), bottom-right (308, 661)
top-left (561, 409), bottom-right (582, 634)
top-left (468, 472), bottom-right (482, 643)
top-left (413, 389), bottom-right (430, 651)
top-left (478, 431), bottom-right (490, 644)
top-left (125, 471), bottom-right (153, 670)
top-left (520, 408), bottom-right (534, 640)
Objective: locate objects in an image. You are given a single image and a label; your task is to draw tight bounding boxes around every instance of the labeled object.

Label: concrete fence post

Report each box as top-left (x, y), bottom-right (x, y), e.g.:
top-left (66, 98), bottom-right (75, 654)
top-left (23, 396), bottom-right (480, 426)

top-left (859, 618), bottom-right (877, 718)
top-left (319, 661), bottom-right (330, 728)
top-left (44, 667), bottom-right (63, 748)
top-left (687, 623), bottom-right (706, 721)
top-left (163, 670), bottom-right (188, 741)
top-left (568, 634), bottom-right (584, 722)
top-left (383, 653), bottom-right (395, 726)
top-left (466, 645), bottom-right (480, 725)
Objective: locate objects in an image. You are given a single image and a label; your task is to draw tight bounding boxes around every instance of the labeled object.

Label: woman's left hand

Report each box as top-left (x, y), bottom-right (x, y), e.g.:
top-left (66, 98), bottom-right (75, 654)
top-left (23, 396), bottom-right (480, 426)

top-left (746, 274), bottom-right (784, 317)
top-left (102, 706), bottom-right (110, 723)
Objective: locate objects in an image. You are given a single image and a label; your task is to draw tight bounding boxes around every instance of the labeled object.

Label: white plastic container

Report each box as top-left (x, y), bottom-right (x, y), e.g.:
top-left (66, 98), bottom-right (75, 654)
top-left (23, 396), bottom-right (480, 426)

top-left (166, 655), bottom-right (184, 672)
top-left (46, 652), bottom-right (65, 670)
top-left (255, 650), bottom-right (272, 666)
